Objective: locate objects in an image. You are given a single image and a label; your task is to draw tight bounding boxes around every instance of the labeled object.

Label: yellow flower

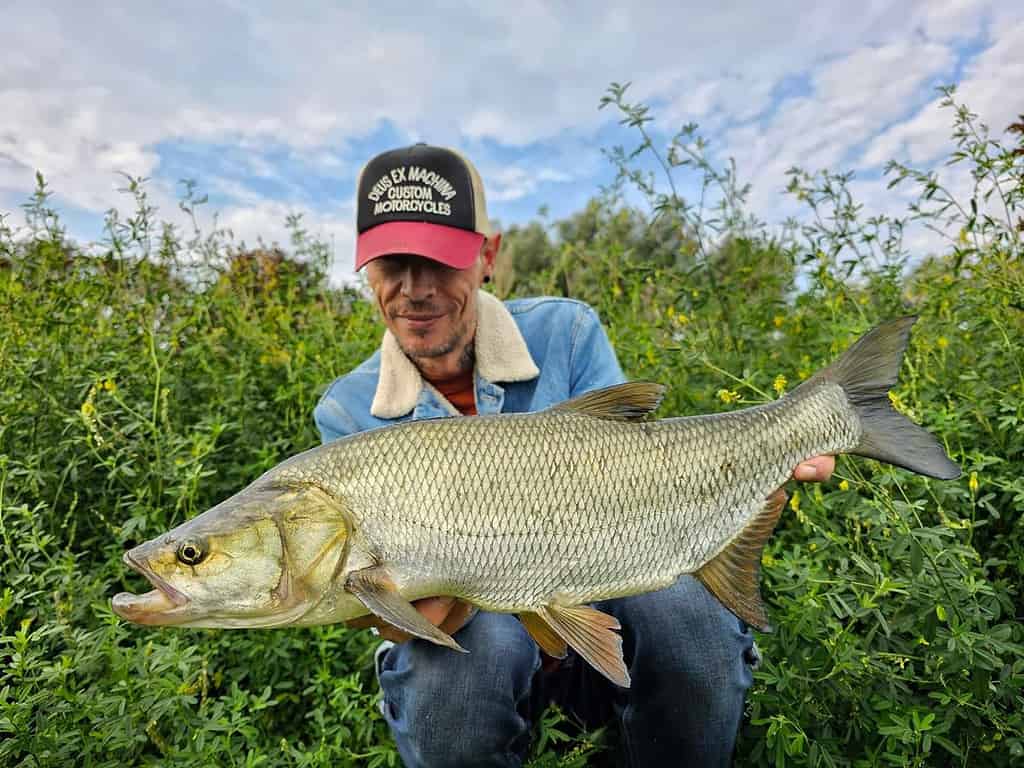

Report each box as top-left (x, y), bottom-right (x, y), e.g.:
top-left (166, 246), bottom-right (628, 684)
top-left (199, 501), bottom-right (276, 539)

top-left (772, 374), bottom-right (787, 396)
top-left (80, 400), bottom-right (96, 418)
top-left (717, 389), bottom-right (740, 404)
top-left (789, 490), bottom-right (801, 513)
top-left (259, 348), bottom-right (292, 367)
top-left (103, 378), bottom-right (117, 393)
top-left (888, 390), bottom-right (908, 414)
top-left (798, 355), bottom-right (811, 380)
top-left (937, 336), bottom-right (949, 350)
top-left (838, 479), bottom-right (850, 491)
top-left (969, 471), bottom-right (979, 495)
top-left (773, 315), bottom-right (784, 328)
top-left (667, 306), bottom-right (689, 325)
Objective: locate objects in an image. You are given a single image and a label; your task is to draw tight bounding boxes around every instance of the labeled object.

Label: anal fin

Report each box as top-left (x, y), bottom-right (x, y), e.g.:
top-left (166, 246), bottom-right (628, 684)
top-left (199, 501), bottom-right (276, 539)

top-left (695, 488), bottom-right (787, 632)
top-left (519, 611), bottom-right (568, 659)
top-left (538, 604), bottom-right (630, 687)
top-left (345, 565), bottom-right (466, 652)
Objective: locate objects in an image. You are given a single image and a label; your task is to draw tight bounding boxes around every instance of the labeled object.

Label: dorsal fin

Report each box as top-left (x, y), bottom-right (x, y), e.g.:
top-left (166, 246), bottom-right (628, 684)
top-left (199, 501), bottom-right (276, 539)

top-left (549, 382), bottom-right (666, 421)
top-left (695, 489), bottom-right (787, 632)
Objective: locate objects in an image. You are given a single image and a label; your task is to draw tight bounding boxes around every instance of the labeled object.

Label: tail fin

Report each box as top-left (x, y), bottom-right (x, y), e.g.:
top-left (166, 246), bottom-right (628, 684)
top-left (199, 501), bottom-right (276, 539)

top-left (808, 316), bottom-right (960, 480)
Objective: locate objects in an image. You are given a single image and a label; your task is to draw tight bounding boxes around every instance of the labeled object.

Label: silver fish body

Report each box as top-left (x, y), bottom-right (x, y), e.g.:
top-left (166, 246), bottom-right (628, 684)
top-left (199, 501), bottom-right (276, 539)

top-left (276, 381), bottom-right (853, 615)
top-left (113, 317), bottom-right (960, 686)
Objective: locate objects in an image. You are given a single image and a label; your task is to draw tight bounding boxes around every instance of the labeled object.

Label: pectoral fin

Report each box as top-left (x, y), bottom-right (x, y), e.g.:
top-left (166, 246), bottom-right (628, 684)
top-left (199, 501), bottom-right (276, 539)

top-left (538, 604), bottom-right (630, 687)
top-left (695, 489), bottom-right (787, 632)
top-left (519, 611), bottom-right (568, 659)
top-left (345, 565), bottom-right (466, 652)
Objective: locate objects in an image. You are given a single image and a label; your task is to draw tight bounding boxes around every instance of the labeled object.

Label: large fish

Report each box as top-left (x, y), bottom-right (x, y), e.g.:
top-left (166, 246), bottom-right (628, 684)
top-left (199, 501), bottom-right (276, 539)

top-left (113, 317), bottom-right (959, 687)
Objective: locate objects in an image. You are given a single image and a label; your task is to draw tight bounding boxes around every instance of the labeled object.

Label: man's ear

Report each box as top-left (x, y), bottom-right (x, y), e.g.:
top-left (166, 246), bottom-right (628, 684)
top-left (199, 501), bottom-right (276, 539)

top-left (482, 233), bottom-right (501, 278)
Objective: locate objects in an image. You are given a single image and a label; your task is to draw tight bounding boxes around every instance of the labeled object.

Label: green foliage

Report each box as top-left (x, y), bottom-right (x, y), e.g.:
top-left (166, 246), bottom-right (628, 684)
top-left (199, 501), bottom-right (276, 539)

top-left (1, 86), bottom-right (1022, 766)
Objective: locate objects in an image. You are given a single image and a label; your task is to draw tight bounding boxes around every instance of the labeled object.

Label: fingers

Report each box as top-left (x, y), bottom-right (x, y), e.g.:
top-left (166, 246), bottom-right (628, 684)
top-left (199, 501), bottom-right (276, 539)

top-left (413, 596), bottom-right (457, 626)
top-left (438, 599), bottom-right (476, 636)
top-left (346, 596), bottom-right (467, 645)
top-left (376, 624), bottom-right (414, 643)
top-left (792, 455), bottom-right (836, 482)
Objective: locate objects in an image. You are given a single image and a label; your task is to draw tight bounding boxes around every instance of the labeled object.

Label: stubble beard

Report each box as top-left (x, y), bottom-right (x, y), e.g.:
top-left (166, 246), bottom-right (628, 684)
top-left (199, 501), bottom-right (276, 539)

top-left (398, 318), bottom-right (473, 364)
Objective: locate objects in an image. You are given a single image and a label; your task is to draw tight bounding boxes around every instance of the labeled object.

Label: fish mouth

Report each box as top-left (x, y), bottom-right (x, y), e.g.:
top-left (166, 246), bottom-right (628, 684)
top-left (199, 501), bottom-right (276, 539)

top-left (112, 550), bottom-right (190, 626)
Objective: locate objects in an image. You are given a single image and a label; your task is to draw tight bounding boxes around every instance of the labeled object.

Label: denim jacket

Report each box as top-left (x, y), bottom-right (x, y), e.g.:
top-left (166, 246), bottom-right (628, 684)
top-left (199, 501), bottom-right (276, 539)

top-left (314, 291), bottom-right (626, 442)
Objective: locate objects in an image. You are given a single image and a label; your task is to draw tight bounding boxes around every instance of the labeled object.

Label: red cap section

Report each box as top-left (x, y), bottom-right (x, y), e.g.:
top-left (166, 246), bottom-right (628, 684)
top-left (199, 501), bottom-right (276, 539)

top-left (356, 221), bottom-right (485, 270)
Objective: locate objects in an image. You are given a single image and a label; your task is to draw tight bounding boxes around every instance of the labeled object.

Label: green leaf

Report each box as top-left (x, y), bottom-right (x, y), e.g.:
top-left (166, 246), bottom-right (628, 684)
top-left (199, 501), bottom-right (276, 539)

top-left (909, 538), bottom-right (924, 575)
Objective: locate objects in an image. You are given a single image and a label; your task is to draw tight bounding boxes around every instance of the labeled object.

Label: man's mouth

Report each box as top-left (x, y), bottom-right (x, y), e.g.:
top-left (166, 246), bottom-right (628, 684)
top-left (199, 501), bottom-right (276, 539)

top-left (112, 551), bottom-right (189, 625)
top-left (397, 313), bottom-right (444, 329)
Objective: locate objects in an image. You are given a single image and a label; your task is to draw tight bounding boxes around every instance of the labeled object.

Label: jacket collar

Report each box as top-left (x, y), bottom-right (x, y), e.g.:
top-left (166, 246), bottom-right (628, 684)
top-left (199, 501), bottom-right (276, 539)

top-left (370, 290), bottom-right (540, 419)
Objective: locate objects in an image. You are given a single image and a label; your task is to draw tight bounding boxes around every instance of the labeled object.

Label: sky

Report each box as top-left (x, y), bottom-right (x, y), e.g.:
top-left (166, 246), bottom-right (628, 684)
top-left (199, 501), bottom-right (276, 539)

top-left (2, 1), bottom-right (1023, 284)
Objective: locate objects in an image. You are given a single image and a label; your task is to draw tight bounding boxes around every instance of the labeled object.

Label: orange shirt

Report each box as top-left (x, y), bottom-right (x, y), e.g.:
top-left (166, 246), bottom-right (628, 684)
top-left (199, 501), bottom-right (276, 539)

top-left (430, 370), bottom-right (477, 415)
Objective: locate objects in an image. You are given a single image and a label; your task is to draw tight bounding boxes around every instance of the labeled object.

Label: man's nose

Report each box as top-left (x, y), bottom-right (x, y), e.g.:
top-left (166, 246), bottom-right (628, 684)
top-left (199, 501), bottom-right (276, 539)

top-left (399, 263), bottom-right (437, 300)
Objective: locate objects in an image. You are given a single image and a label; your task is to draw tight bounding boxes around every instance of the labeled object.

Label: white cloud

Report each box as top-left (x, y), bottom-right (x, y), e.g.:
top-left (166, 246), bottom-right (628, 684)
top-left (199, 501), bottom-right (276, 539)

top-left (864, 20), bottom-right (1024, 167)
top-left (701, 33), bottom-right (982, 239)
top-left (484, 166), bottom-right (574, 203)
top-left (2, 0), bottom-right (1024, 279)
top-left (913, 0), bottom-right (991, 41)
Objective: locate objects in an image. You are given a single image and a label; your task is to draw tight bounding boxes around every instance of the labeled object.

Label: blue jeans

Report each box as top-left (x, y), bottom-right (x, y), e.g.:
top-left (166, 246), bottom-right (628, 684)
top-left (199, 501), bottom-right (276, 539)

top-left (376, 576), bottom-right (758, 767)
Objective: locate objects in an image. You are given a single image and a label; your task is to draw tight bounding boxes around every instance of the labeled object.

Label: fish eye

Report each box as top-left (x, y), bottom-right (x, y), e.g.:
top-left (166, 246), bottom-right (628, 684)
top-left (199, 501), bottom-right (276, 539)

top-left (177, 541), bottom-right (206, 566)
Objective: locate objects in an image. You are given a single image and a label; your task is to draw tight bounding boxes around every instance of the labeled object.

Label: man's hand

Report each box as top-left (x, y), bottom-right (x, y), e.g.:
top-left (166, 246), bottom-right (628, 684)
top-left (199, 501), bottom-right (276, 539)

top-left (346, 596), bottom-right (475, 644)
top-left (791, 455), bottom-right (835, 483)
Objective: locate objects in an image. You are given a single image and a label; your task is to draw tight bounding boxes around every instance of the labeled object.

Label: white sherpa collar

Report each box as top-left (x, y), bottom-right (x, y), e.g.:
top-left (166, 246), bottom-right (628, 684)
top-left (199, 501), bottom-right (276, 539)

top-left (370, 290), bottom-right (540, 419)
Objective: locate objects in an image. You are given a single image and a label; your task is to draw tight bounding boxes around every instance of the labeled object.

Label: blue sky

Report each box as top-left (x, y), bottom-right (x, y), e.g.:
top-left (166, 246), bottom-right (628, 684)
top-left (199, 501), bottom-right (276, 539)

top-left (2, 1), bottom-right (1022, 283)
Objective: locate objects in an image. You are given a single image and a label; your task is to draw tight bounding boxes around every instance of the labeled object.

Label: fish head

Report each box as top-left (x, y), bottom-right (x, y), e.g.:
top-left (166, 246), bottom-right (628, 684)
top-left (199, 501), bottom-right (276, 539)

top-left (112, 482), bottom-right (352, 628)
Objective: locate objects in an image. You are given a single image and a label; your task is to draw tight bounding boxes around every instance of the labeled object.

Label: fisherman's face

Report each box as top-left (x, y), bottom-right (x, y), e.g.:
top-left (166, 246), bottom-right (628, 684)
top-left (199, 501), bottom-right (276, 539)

top-left (365, 239), bottom-right (497, 363)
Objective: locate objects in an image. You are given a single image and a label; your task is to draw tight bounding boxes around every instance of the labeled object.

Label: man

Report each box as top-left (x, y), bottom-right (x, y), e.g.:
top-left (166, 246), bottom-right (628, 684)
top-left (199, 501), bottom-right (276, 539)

top-left (314, 143), bottom-right (833, 767)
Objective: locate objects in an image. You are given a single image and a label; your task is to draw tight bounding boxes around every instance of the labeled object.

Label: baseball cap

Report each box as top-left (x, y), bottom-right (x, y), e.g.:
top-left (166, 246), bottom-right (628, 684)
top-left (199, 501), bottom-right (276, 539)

top-left (355, 143), bottom-right (492, 270)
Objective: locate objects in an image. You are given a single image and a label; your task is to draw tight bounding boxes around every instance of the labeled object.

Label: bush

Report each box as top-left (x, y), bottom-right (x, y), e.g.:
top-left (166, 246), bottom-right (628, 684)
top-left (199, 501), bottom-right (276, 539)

top-left (1, 87), bottom-right (1021, 766)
